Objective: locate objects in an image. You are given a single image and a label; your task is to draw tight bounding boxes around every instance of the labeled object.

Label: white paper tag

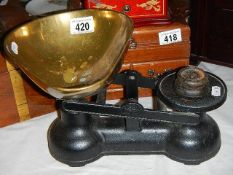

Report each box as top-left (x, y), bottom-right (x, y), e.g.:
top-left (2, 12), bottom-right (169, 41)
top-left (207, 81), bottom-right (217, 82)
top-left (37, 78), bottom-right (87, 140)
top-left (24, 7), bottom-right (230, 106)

top-left (211, 86), bottom-right (221, 97)
top-left (11, 42), bottom-right (18, 55)
top-left (70, 16), bottom-right (94, 35)
top-left (158, 28), bottom-right (182, 45)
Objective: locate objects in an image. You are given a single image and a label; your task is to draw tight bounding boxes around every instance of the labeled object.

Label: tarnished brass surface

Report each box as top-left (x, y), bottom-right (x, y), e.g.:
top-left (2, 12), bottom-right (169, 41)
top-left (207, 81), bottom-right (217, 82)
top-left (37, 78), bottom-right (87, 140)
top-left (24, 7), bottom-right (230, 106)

top-left (4, 9), bottom-right (133, 98)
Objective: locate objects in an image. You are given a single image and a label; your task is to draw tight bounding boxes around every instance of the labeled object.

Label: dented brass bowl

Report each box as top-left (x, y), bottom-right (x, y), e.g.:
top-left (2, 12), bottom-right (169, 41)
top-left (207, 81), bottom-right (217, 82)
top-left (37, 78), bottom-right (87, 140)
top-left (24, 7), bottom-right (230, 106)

top-left (4, 9), bottom-right (133, 98)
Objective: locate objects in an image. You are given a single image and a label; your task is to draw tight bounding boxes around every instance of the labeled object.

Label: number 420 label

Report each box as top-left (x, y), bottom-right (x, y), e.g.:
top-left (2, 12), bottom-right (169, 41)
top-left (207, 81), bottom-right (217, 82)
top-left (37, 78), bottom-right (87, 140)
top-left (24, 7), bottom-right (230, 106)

top-left (158, 28), bottom-right (182, 45)
top-left (70, 16), bottom-right (94, 35)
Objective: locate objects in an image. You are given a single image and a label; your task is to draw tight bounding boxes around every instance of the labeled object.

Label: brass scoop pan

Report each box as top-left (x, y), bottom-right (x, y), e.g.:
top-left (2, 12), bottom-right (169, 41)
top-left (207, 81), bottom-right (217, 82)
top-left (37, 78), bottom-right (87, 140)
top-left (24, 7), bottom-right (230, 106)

top-left (4, 9), bottom-right (133, 98)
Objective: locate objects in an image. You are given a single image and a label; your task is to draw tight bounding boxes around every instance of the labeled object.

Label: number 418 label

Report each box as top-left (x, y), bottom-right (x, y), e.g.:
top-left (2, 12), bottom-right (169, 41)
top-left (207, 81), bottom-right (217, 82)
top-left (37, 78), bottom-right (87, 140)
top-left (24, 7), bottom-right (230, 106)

top-left (70, 16), bottom-right (94, 35)
top-left (158, 28), bottom-right (182, 45)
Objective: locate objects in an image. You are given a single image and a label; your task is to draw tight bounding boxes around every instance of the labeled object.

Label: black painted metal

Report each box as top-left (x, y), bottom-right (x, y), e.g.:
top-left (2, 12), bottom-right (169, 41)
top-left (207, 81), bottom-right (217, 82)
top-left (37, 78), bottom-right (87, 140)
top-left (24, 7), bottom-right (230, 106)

top-left (122, 70), bottom-right (141, 131)
top-left (48, 111), bottom-right (220, 166)
top-left (113, 70), bottom-right (157, 89)
top-left (61, 100), bottom-right (200, 125)
top-left (47, 69), bottom-right (226, 167)
top-left (157, 71), bottom-right (227, 112)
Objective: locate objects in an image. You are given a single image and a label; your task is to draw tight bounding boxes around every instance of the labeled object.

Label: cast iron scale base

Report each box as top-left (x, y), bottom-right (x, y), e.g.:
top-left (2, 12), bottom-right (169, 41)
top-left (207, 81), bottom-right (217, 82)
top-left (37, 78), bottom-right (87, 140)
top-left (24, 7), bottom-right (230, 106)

top-left (48, 68), bottom-right (227, 166)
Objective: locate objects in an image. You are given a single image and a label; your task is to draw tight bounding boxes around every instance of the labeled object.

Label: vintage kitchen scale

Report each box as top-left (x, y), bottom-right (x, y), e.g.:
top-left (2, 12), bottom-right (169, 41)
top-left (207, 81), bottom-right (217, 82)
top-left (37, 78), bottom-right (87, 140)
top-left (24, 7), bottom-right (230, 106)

top-left (3, 9), bottom-right (227, 166)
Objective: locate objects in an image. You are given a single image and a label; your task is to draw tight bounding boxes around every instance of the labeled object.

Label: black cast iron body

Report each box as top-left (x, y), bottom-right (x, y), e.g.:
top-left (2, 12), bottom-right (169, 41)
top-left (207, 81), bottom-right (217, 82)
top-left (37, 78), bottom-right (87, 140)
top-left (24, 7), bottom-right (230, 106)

top-left (48, 70), bottom-right (226, 166)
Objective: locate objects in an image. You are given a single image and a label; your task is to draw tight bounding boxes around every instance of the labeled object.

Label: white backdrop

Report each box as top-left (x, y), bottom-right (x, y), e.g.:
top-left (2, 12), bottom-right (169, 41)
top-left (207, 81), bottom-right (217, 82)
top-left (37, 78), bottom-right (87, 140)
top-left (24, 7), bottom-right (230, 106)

top-left (0, 62), bottom-right (233, 175)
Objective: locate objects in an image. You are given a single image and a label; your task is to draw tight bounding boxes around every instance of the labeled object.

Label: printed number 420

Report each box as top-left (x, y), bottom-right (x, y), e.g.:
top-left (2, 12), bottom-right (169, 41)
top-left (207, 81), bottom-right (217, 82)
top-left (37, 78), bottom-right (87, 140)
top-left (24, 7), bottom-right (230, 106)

top-left (76, 22), bottom-right (90, 31)
top-left (70, 16), bottom-right (94, 34)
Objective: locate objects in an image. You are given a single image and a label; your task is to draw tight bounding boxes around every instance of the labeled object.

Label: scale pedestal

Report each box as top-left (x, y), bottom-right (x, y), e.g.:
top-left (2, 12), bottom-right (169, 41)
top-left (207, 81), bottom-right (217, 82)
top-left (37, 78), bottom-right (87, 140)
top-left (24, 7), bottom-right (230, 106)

top-left (48, 69), bottom-right (225, 166)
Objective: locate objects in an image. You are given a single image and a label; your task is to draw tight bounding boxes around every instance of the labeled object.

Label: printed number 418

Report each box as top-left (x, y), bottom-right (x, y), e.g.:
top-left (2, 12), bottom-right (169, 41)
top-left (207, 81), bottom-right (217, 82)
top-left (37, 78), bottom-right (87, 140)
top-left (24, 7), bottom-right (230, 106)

top-left (164, 34), bottom-right (178, 43)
